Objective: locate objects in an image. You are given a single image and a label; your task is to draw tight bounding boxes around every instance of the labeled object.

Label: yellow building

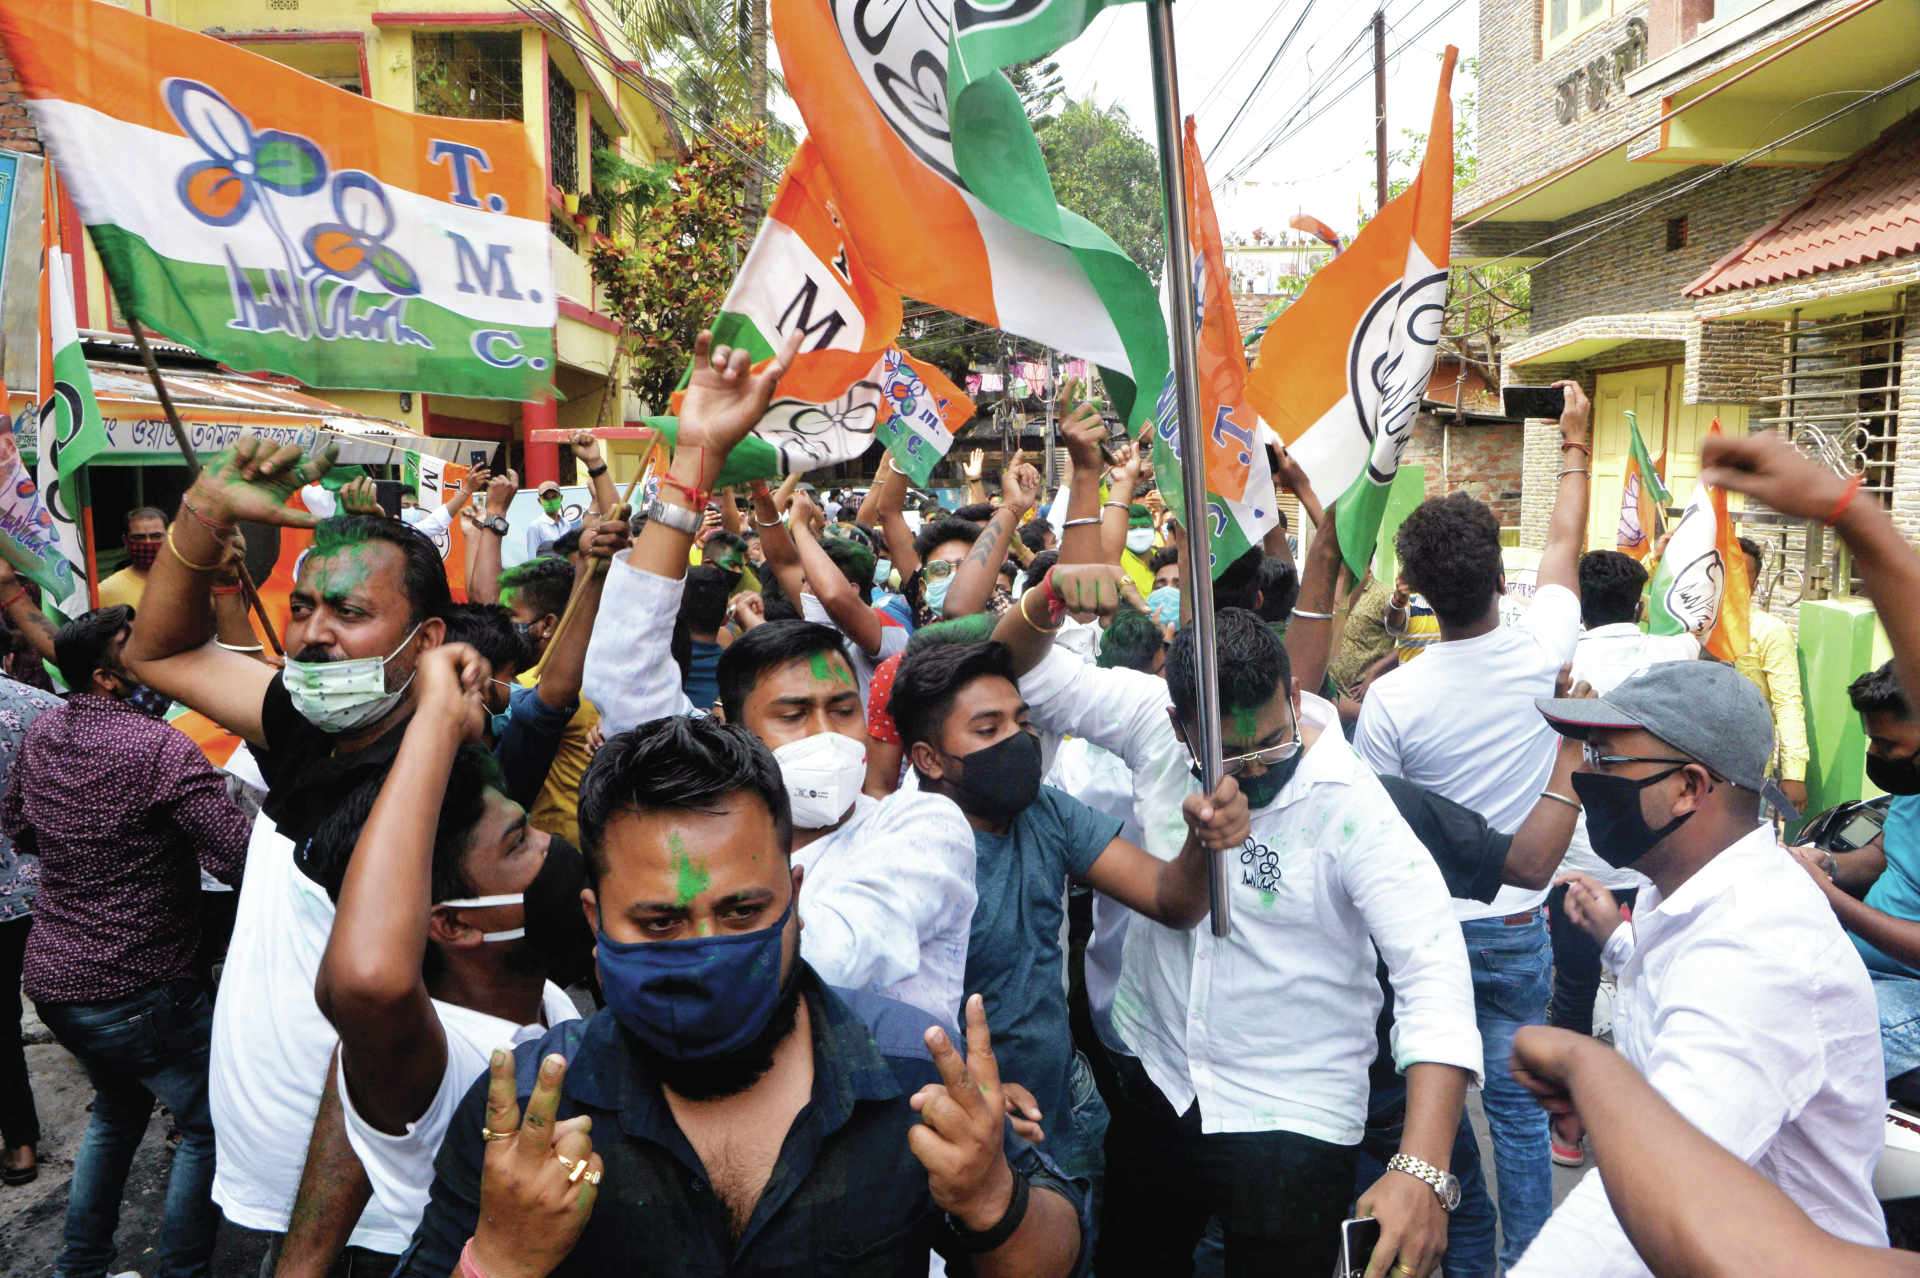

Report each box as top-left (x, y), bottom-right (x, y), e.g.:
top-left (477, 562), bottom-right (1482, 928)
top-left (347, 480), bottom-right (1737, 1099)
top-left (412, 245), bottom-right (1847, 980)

top-left (71, 0), bottom-right (676, 484)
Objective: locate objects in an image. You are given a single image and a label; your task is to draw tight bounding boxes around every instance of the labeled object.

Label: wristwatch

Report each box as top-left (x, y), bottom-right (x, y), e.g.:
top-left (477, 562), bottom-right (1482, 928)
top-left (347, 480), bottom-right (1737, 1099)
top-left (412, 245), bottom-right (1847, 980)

top-left (484, 515), bottom-right (511, 538)
top-left (646, 498), bottom-right (703, 535)
top-left (1387, 1153), bottom-right (1461, 1213)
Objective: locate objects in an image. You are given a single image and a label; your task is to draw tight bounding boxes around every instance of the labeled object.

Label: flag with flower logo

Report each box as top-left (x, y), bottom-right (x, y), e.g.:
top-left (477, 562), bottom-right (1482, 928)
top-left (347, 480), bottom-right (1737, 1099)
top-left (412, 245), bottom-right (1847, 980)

top-left (874, 350), bottom-right (972, 485)
top-left (1616, 411), bottom-right (1670, 560)
top-left (0, 0), bottom-right (554, 399)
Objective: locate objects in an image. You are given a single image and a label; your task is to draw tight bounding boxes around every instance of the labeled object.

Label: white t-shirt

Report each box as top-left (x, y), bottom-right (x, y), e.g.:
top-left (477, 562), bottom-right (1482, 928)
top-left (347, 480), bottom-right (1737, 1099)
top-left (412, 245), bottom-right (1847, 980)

top-left (339, 985), bottom-right (579, 1241)
top-left (1559, 624), bottom-right (1702, 891)
top-left (209, 810), bottom-right (408, 1251)
top-left (1354, 582), bottom-right (1583, 921)
top-left (1045, 737), bottom-right (1143, 1057)
top-left (800, 592), bottom-right (909, 709)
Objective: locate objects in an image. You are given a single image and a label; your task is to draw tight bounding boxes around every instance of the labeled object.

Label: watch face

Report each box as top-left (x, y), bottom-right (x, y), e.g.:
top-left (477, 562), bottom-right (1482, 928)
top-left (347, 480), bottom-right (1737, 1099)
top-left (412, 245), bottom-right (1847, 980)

top-left (1442, 1174), bottom-right (1462, 1213)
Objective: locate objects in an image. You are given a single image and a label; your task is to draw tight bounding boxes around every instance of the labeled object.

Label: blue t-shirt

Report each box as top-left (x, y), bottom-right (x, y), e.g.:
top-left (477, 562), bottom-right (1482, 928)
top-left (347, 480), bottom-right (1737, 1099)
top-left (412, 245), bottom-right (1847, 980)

top-left (874, 593), bottom-right (914, 633)
top-left (684, 639), bottom-right (723, 715)
top-left (1857, 795), bottom-right (1920, 976)
top-left (964, 784), bottom-right (1121, 1178)
top-left (495, 684), bottom-right (578, 814)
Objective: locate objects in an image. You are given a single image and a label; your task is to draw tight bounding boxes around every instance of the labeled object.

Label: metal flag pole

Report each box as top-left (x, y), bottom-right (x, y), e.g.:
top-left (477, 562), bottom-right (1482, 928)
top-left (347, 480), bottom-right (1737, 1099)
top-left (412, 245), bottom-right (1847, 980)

top-left (1148, 0), bottom-right (1230, 939)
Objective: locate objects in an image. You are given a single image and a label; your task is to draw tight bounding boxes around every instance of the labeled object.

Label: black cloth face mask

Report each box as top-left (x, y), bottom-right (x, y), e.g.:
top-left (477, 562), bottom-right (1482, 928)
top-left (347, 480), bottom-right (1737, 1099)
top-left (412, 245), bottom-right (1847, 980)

top-left (1572, 767), bottom-right (1694, 869)
top-left (943, 730), bottom-right (1043, 820)
top-left (1867, 748), bottom-right (1920, 797)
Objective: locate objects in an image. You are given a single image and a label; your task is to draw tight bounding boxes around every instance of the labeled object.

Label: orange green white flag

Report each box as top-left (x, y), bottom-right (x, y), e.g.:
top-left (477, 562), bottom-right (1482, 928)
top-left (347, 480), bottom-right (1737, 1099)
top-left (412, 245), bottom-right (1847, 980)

top-left (0, 0), bottom-right (554, 399)
top-left (1616, 410), bottom-right (1671, 560)
top-left (1648, 420), bottom-right (1750, 661)
top-left (1246, 48), bottom-right (1458, 578)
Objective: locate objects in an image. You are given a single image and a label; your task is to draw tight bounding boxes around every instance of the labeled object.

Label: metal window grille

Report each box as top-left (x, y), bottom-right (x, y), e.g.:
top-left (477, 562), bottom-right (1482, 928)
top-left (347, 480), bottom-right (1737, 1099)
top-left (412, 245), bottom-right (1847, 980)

top-left (413, 33), bottom-right (523, 121)
top-left (591, 119), bottom-right (612, 165)
top-left (551, 212), bottom-right (578, 252)
top-left (549, 59), bottom-right (579, 194)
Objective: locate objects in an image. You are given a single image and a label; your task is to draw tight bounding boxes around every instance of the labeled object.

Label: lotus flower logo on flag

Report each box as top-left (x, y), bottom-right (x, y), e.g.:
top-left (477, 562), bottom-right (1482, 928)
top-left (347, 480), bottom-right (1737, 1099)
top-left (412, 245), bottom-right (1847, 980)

top-left (773, 0), bottom-right (1167, 429)
top-left (1150, 117), bottom-right (1277, 579)
top-left (1649, 420), bottom-right (1750, 661)
top-left (1616, 410), bottom-right (1671, 561)
top-left (0, 0), bottom-right (555, 400)
top-left (1247, 48), bottom-right (1459, 578)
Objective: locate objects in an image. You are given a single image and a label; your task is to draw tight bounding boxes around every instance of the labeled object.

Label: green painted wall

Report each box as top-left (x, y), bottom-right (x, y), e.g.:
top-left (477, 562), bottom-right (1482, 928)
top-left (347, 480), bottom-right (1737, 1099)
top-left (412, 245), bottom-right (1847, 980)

top-left (1798, 598), bottom-right (1891, 815)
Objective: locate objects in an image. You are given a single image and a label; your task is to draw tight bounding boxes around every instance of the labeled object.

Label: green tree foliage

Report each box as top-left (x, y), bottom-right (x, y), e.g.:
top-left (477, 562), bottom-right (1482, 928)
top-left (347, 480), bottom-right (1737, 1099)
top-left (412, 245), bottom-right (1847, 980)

top-left (588, 122), bottom-right (760, 410)
top-left (1037, 95), bottom-right (1165, 281)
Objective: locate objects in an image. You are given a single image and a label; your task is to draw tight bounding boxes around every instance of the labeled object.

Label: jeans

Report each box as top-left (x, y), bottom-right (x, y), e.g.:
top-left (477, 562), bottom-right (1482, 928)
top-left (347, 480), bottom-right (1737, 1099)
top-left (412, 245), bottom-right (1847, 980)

top-left (1098, 1053), bottom-right (1359, 1277)
top-left (1359, 1076), bottom-right (1496, 1278)
top-left (1546, 884), bottom-right (1638, 1037)
top-left (1460, 909), bottom-right (1552, 1272)
top-left (36, 979), bottom-right (219, 1278)
top-left (1874, 968), bottom-right (1920, 1080)
top-left (1, 915), bottom-right (37, 1151)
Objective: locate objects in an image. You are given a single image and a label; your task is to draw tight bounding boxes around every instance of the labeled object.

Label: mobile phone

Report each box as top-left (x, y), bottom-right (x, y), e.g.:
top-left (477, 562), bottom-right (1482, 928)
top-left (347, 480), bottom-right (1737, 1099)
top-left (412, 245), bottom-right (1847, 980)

top-left (1504, 385), bottom-right (1567, 421)
top-left (469, 449), bottom-right (490, 470)
top-left (371, 478), bottom-right (405, 519)
top-left (1336, 1216), bottom-right (1381, 1278)
top-left (1834, 810), bottom-right (1886, 852)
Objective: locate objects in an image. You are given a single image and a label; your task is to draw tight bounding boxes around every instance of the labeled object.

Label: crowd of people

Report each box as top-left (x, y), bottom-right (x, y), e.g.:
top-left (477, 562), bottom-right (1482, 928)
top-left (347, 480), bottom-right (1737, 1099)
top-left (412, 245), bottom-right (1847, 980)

top-left (1, 332), bottom-right (1919, 1278)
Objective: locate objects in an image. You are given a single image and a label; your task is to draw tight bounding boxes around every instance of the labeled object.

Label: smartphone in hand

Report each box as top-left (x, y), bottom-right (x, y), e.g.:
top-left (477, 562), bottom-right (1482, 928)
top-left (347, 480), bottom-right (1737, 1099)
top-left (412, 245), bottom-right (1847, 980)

top-left (1335, 1216), bottom-right (1381, 1278)
top-left (1503, 385), bottom-right (1567, 421)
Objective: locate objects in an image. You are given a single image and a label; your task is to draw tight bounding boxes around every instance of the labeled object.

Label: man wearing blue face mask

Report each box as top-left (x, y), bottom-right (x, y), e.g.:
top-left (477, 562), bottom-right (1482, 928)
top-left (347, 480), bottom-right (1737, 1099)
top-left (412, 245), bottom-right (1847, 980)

top-left (311, 641), bottom-right (590, 1251)
top-left (991, 566), bottom-right (1481, 1278)
top-left (397, 712), bottom-right (1090, 1278)
top-left (126, 448), bottom-right (459, 1266)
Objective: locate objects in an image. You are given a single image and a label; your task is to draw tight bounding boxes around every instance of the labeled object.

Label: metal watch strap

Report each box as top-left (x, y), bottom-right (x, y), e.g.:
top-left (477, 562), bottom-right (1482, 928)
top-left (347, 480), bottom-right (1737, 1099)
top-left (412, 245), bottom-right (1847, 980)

top-left (1386, 1153), bottom-right (1457, 1212)
top-left (646, 498), bottom-right (703, 535)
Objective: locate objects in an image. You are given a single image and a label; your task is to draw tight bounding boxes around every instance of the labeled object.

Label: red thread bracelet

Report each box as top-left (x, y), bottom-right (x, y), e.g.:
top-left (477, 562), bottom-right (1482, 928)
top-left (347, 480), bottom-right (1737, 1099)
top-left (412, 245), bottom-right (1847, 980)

top-left (0, 588), bottom-right (25, 611)
top-left (1826, 474), bottom-right (1864, 527)
top-left (1559, 441), bottom-right (1591, 455)
top-left (179, 495), bottom-right (233, 535)
top-left (1038, 565), bottom-right (1068, 625)
top-left (211, 584), bottom-right (244, 597)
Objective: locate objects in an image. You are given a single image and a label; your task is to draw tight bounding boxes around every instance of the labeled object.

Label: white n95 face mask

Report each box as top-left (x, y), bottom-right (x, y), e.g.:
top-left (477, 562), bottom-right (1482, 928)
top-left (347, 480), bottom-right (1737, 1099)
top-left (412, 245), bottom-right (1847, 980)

top-left (1126, 528), bottom-right (1156, 554)
top-left (773, 732), bottom-right (868, 829)
top-left (282, 623), bottom-right (422, 734)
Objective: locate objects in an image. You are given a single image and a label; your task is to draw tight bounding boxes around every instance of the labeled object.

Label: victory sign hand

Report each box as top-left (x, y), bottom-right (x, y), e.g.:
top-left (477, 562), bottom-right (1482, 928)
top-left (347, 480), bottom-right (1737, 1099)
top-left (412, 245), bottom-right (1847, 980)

top-left (470, 1051), bottom-right (602, 1278)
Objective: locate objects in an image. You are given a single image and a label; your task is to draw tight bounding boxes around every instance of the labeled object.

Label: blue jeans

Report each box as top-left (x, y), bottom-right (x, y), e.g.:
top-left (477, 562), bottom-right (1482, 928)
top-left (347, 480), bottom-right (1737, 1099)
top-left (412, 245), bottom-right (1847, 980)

top-left (1359, 1076), bottom-right (1497, 1278)
top-left (1461, 909), bottom-right (1552, 1272)
top-left (1874, 968), bottom-right (1920, 1080)
top-left (35, 979), bottom-right (218, 1278)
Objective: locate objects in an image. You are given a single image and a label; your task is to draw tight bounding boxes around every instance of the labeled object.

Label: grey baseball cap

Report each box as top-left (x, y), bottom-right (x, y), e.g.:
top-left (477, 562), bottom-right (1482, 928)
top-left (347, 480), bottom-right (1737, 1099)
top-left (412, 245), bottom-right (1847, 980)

top-left (1535, 659), bottom-right (1774, 791)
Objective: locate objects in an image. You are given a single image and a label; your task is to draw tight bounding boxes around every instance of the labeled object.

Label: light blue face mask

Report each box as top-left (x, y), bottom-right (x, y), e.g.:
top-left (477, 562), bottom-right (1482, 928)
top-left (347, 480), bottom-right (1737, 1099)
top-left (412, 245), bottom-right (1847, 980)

top-left (1146, 585), bottom-right (1182, 627)
top-left (282, 623), bottom-right (422, 734)
top-left (873, 557), bottom-right (892, 587)
top-left (924, 571), bottom-right (953, 615)
top-left (488, 678), bottom-right (515, 739)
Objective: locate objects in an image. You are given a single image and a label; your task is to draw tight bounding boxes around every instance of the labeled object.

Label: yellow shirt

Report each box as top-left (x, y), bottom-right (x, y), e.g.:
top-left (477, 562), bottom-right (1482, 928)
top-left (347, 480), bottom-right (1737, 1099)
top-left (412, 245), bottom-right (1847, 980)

top-left (516, 665), bottom-right (599, 845)
top-left (97, 567), bottom-right (146, 612)
top-left (1120, 549), bottom-right (1153, 598)
top-left (1735, 607), bottom-right (1809, 782)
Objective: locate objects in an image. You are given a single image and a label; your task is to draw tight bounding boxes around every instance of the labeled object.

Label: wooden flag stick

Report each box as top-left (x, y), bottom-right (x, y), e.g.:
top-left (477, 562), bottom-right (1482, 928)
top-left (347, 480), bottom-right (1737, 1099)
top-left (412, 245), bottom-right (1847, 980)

top-left (129, 320), bottom-right (284, 656)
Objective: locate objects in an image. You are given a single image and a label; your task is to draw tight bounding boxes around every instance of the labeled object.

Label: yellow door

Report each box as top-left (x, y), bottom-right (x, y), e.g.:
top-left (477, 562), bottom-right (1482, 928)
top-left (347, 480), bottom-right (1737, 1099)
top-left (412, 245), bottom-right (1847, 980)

top-left (1667, 401), bottom-right (1749, 507)
top-left (1590, 365), bottom-right (1673, 553)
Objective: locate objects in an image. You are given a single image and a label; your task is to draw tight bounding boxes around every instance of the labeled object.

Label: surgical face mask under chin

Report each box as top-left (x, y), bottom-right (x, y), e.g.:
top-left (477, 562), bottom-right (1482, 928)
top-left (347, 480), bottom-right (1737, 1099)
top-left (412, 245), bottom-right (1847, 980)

top-left (773, 732), bottom-right (868, 828)
top-left (282, 623), bottom-right (422, 733)
top-left (1126, 527), bottom-right (1156, 554)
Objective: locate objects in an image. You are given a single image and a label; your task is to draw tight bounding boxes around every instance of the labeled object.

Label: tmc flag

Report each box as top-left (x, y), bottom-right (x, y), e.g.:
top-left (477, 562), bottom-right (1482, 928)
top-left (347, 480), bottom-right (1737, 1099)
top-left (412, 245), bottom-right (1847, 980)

top-left (1648, 421), bottom-right (1750, 662)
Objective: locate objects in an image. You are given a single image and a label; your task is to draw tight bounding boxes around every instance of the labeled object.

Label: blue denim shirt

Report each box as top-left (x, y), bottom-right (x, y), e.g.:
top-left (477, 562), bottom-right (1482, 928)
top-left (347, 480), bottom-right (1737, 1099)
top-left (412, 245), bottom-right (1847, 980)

top-left (396, 966), bottom-right (1089, 1277)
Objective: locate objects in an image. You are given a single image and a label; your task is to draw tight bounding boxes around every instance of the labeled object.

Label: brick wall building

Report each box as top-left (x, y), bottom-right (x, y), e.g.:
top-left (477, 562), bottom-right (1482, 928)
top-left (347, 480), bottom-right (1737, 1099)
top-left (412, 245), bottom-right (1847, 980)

top-left (0, 51), bottom-right (40, 154)
top-left (1456, 0), bottom-right (1920, 622)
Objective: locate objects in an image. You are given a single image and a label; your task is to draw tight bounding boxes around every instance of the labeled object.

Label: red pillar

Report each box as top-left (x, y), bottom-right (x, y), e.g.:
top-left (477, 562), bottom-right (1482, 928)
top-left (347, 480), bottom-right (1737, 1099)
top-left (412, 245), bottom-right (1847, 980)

top-left (523, 395), bottom-right (560, 487)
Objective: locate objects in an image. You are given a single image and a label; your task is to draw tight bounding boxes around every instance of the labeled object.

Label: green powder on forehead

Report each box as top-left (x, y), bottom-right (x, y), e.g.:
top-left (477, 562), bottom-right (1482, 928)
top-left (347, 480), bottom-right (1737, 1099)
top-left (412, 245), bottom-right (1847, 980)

top-left (668, 831), bottom-right (710, 908)
top-left (1228, 704), bottom-right (1262, 740)
top-left (808, 651), bottom-right (852, 685)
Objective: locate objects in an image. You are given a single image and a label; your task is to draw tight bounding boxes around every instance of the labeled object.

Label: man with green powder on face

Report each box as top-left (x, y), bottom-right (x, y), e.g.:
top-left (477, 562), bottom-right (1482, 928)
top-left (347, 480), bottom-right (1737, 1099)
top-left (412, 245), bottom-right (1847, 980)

top-left (990, 564), bottom-right (1480, 1278)
top-left (526, 480), bottom-right (581, 560)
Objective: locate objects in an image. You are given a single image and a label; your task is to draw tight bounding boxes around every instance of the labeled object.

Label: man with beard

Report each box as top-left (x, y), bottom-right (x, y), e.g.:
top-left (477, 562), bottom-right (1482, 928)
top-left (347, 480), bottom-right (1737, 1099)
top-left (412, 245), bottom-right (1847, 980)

top-left (398, 713), bottom-right (1089, 1277)
top-left (315, 642), bottom-right (589, 1245)
top-left (888, 639), bottom-right (1238, 1182)
top-left (126, 448), bottom-right (451, 1268)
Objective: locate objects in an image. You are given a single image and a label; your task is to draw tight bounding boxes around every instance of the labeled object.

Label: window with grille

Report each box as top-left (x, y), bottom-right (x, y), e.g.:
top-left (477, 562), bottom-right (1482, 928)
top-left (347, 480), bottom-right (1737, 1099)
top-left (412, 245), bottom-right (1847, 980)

top-left (548, 59), bottom-right (579, 194)
top-left (413, 32), bottom-right (523, 121)
top-left (1758, 307), bottom-right (1905, 508)
top-left (551, 212), bottom-right (578, 252)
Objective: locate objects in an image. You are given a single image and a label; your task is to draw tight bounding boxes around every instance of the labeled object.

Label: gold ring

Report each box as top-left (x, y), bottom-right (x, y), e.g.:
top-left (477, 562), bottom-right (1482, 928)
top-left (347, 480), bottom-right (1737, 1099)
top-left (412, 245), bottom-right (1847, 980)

top-left (554, 1152), bottom-right (578, 1173)
top-left (480, 1127), bottom-right (515, 1142)
top-left (1393, 1266), bottom-right (1418, 1276)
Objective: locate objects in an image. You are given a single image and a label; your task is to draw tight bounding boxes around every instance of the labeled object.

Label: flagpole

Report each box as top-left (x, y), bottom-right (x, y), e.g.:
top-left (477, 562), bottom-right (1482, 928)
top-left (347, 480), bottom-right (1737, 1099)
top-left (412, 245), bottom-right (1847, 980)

top-left (1148, 0), bottom-right (1229, 939)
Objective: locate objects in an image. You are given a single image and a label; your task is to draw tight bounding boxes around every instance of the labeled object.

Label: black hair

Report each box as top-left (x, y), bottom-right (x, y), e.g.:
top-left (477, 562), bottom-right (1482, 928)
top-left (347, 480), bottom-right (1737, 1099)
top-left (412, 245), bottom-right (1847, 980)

top-left (307, 516), bottom-right (454, 626)
top-left (1579, 550), bottom-right (1649, 628)
top-left (305, 744), bottom-right (504, 904)
top-left (1099, 604), bottom-right (1166, 672)
top-left (953, 502), bottom-right (997, 522)
top-left (497, 556), bottom-right (575, 621)
top-left (913, 517), bottom-right (985, 564)
top-left (715, 620), bottom-right (848, 724)
top-left (1025, 548), bottom-right (1059, 583)
top-left (682, 565), bottom-right (732, 635)
top-left (1849, 659), bottom-right (1912, 720)
top-left (1737, 535), bottom-right (1765, 572)
top-left (757, 566), bottom-right (803, 622)
top-left (1395, 492), bottom-right (1504, 628)
top-left (997, 559), bottom-right (1018, 585)
top-left (125, 506), bottom-right (167, 529)
top-left (891, 640), bottom-right (1018, 754)
top-left (819, 535), bottom-right (877, 605)
top-left (548, 529), bottom-right (583, 560)
top-left (577, 715), bottom-right (793, 885)
top-left (831, 522), bottom-right (880, 555)
top-left (1254, 556), bottom-right (1299, 625)
top-left (442, 602), bottom-right (525, 675)
top-left (1146, 546), bottom-right (1179, 578)
top-left (704, 530), bottom-right (748, 561)
top-left (1017, 520), bottom-right (1053, 554)
top-left (54, 605), bottom-right (134, 692)
top-left (1166, 607), bottom-right (1291, 728)
top-left (1213, 546), bottom-right (1265, 611)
